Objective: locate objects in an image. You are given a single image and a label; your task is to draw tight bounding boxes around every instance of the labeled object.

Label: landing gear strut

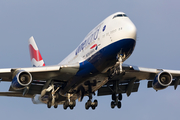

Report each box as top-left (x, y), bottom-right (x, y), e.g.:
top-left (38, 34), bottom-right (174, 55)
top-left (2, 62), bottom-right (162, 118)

top-left (109, 54), bottom-right (125, 79)
top-left (85, 81), bottom-right (98, 110)
top-left (109, 79), bottom-right (123, 109)
top-left (46, 83), bottom-right (60, 109)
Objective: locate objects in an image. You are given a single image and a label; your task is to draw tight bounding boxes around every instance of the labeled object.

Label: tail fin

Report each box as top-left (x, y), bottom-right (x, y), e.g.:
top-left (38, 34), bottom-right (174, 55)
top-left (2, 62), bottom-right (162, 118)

top-left (28, 36), bottom-right (45, 67)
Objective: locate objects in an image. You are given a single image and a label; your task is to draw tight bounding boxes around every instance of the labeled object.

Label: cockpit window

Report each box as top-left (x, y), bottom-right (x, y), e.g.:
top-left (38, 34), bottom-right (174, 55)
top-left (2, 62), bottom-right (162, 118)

top-left (123, 14), bottom-right (127, 17)
top-left (113, 14), bottom-right (127, 19)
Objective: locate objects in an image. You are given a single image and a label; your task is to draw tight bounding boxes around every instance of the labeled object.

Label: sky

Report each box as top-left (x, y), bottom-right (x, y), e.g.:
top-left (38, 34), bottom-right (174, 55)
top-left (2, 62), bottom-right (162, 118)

top-left (0, 0), bottom-right (180, 120)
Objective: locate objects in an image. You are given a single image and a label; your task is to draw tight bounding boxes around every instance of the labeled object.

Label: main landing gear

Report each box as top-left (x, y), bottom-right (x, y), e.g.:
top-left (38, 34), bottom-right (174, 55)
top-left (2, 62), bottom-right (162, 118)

top-left (85, 99), bottom-right (98, 110)
top-left (63, 100), bottom-right (76, 110)
top-left (46, 84), bottom-right (60, 109)
top-left (85, 81), bottom-right (98, 110)
top-left (47, 92), bottom-right (59, 109)
top-left (63, 94), bottom-right (76, 110)
top-left (111, 93), bottom-right (122, 109)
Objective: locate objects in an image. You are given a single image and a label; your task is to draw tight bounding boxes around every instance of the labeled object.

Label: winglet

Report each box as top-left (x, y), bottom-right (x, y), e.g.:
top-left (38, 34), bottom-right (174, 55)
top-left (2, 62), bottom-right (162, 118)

top-left (28, 36), bottom-right (45, 67)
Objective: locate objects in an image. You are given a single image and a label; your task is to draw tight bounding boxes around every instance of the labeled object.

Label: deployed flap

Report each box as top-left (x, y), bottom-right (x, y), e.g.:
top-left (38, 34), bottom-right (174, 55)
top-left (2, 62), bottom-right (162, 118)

top-left (9, 84), bottom-right (43, 94)
top-left (0, 92), bottom-right (33, 98)
top-left (98, 82), bottom-right (140, 96)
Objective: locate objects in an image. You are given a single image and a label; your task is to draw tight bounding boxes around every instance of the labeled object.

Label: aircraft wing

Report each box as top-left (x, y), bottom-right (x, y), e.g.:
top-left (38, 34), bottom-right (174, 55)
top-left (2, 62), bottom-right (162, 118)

top-left (0, 64), bottom-right (79, 98)
top-left (0, 64), bottom-right (79, 82)
top-left (98, 64), bottom-right (180, 97)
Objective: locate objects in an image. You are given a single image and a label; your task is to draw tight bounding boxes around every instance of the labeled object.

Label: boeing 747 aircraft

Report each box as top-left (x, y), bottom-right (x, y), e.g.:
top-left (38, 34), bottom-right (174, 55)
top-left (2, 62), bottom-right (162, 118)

top-left (0, 12), bottom-right (179, 110)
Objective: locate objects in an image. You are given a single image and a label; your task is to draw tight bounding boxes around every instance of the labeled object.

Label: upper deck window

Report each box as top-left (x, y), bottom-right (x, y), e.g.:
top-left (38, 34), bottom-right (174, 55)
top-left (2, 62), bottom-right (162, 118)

top-left (113, 14), bottom-right (127, 19)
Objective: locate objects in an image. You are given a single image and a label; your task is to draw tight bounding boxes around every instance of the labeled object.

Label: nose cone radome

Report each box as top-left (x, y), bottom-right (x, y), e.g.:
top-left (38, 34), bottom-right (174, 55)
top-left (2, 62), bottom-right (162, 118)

top-left (125, 22), bottom-right (137, 40)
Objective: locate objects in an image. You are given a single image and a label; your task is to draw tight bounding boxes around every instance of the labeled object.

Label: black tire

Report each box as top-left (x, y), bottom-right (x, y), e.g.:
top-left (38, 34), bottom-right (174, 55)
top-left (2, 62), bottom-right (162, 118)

top-left (87, 100), bottom-right (92, 106)
top-left (111, 101), bottom-right (115, 109)
top-left (70, 106), bottom-right (74, 110)
top-left (55, 93), bottom-right (59, 100)
top-left (47, 101), bottom-right (51, 108)
top-left (112, 94), bottom-right (116, 101)
top-left (118, 93), bottom-right (122, 101)
top-left (63, 102), bottom-right (68, 110)
top-left (73, 100), bottom-right (76, 107)
top-left (94, 100), bottom-right (98, 107)
top-left (54, 102), bottom-right (58, 108)
top-left (117, 101), bottom-right (121, 109)
top-left (92, 105), bottom-right (95, 110)
top-left (85, 102), bottom-right (89, 110)
top-left (48, 93), bottom-right (52, 101)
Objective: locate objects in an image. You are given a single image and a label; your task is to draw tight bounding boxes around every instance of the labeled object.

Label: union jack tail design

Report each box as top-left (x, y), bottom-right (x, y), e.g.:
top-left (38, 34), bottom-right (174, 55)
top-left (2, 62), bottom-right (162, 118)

top-left (28, 36), bottom-right (45, 67)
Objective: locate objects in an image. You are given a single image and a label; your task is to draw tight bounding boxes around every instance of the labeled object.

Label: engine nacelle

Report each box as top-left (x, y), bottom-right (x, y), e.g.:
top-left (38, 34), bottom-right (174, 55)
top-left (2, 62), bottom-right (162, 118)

top-left (153, 71), bottom-right (172, 90)
top-left (32, 94), bottom-right (47, 104)
top-left (11, 70), bottom-right (32, 90)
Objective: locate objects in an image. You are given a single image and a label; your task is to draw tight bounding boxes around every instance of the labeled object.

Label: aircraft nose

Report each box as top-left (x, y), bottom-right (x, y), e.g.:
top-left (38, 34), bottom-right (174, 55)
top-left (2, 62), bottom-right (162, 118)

top-left (125, 22), bottom-right (137, 40)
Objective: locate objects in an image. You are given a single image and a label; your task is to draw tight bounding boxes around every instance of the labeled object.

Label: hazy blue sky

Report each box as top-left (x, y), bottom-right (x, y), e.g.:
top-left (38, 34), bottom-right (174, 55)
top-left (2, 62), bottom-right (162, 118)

top-left (0, 1), bottom-right (180, 120)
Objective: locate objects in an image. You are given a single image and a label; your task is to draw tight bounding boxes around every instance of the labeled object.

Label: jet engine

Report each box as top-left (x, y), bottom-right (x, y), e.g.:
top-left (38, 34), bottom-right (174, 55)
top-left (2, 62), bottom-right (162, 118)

top-left (153, 71), bottom-right (172, 90)
top-left (11, 70), bottom-right (32, 90)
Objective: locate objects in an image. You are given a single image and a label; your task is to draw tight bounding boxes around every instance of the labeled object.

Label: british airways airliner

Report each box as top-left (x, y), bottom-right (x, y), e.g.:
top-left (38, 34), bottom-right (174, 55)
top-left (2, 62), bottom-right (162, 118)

top-left (0, 12), bottom-right (179, 110)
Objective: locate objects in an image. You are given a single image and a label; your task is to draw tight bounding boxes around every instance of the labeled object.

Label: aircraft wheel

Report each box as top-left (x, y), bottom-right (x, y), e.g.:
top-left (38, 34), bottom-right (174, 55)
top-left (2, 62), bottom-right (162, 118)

top-left (94, 99), bottom-right (98, 107)
top-left (70, 105), bottom-right (74, 110)
top-left (111, 101), bottom-right (115, 109)
top-left (85, 102), bottom-right (89, 110)
top-left (47, 101), bottom-right (51, 108)
top-left (48, 93), bottom-right (52, 101)
top-left (117, 101), bottom-right (121, 109)
top-left (118, 94), bottom-right (122, 101)
top-left (72, 100), bottom-right (76, 107)
top-left (55, 93), bottom-right (59, 100)
top-left (112, 94), bottom-right (116, 101)
top-left (63, 102), bottom-right (68, 110)
top-left (87, 100), bottom-right (91, 106)
top-left (54, 102), bottom-right (58, 108)
top-left (91, 105), bottom-right (96, 110)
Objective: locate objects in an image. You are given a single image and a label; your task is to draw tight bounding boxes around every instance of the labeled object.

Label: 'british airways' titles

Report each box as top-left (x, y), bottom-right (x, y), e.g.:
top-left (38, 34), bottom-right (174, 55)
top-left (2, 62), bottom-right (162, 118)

top-left (75, 26), bottom-right (101, 55)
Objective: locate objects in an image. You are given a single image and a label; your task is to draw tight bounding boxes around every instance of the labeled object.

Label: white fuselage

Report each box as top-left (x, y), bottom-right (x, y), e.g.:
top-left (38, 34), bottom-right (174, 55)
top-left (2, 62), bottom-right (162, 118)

top-left (59, 12), bottom-right (136, 73)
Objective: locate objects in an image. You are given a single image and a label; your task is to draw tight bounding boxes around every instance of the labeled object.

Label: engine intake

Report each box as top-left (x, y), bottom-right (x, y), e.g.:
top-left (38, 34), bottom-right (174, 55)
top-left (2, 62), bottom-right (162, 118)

top-left (11, 70), bottom-right (32, 90)
top-left (153, 71), bottom-right (172, 90)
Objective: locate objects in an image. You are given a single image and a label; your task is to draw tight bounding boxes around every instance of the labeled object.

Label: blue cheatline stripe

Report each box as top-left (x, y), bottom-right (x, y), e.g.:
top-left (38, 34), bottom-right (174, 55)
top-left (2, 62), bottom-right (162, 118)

top-left (76, 38), bottom-right (136, 76)
top-left (76, 61), bottom-right (98, 76)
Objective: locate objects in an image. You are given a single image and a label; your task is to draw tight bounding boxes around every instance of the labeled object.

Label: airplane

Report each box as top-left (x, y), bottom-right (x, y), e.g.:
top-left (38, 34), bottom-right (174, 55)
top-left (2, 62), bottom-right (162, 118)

top-left (0, 12), bottom-right (180, 110)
